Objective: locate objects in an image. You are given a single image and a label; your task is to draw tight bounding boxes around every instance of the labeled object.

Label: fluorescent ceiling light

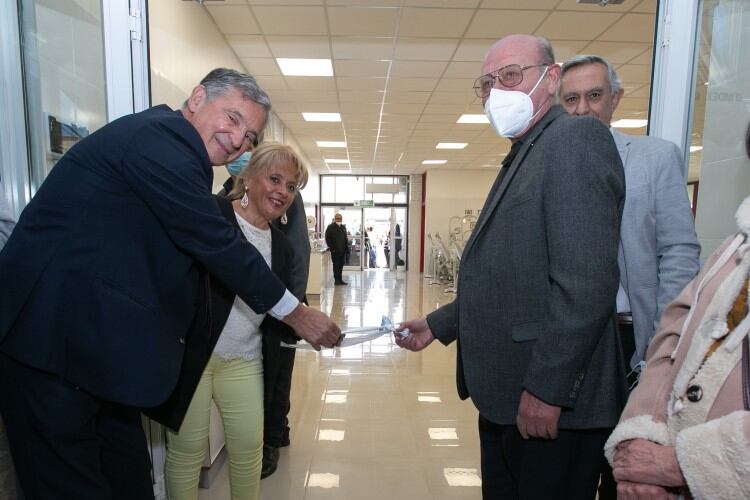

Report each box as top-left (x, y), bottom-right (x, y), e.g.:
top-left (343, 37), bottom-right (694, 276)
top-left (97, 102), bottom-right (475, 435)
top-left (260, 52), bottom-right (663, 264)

top-left (303, 113), bottom-right (341, 122)
top-left (277, 58), bottom-right (333, 77)
top-left (422, 160), bottom-right (447, 165)
top-left (611, 119), bottom-right (648, 128)
top-left (436, 142), bottom-right (468, 149)
top-left (324, 158), bottom-right (349, 164)
top-left (457, 114), bottom-right (489, 124)
top-left (317, 141), bottom-right (347, 148)
top-left (690, 146), bottom-right (703, 152)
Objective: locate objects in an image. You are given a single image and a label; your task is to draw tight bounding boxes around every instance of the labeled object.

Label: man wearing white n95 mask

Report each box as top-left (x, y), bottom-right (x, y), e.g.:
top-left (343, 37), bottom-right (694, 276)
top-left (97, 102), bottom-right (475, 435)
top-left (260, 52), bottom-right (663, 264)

top-left (396, 35), bottom-right (625, 499)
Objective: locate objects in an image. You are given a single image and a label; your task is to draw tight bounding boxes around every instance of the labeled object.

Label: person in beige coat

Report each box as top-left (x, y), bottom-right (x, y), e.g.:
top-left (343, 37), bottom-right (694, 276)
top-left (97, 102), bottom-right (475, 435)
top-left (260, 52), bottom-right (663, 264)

top-left (604, 127), bottom-right (750, 500)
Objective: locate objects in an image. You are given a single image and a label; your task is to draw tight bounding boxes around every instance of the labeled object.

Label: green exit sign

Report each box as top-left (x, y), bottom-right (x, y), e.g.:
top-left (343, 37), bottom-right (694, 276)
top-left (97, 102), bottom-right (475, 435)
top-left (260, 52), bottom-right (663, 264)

top-left (353, 200), bottom-right (375, 207)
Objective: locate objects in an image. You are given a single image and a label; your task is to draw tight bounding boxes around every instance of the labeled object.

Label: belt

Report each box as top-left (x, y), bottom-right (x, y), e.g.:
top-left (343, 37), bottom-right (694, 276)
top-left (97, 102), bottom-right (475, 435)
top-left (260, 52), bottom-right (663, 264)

top-left (618, 312), bottom-right (633, 325)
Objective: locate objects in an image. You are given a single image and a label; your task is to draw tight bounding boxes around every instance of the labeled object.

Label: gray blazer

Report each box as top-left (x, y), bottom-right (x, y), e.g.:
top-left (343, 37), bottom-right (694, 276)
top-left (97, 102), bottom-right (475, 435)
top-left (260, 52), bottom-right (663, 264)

top-left (612, 129), bottom-right (700, 369)
top-left (427, 106), bottom-right (627, 429)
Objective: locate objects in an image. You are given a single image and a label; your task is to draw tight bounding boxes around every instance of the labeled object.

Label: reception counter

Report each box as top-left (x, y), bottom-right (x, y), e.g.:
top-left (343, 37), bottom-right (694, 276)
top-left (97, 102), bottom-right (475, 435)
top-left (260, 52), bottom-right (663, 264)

top-left (307, 248), bottom-right (331, 296)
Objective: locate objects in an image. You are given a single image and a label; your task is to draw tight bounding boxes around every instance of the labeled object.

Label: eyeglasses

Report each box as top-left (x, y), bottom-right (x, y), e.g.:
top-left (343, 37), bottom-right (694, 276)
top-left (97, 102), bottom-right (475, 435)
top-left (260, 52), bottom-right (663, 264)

top-left (473, 64), bottom-right (549, 98)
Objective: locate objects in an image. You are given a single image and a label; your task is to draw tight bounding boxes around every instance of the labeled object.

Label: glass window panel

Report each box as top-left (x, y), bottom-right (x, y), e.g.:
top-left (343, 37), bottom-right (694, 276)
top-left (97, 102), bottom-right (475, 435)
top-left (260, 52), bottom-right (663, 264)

top-left (334, 176), bottom-right (363, 203)
top-left (321, 176), bottom-right (336, 203)
top-left (689, 0), bottom-right (750, 256)
top-left (19, 0), bottom-right (107, 190)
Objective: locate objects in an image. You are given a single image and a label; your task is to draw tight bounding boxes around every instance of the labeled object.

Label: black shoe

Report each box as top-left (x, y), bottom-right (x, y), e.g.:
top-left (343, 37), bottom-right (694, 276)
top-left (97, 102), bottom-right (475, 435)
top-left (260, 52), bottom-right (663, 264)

top-left (335, 280), bottom-right (348, 285)
top-left (261, 444), bottom-right (280, 479)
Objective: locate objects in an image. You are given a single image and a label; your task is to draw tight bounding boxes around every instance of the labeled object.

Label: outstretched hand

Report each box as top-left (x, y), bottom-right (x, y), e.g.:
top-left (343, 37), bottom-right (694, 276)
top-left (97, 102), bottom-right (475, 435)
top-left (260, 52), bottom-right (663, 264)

top-left (394, 318), bottom-right (435, 352)
top-left (282, 304), bottom-right (342, 350)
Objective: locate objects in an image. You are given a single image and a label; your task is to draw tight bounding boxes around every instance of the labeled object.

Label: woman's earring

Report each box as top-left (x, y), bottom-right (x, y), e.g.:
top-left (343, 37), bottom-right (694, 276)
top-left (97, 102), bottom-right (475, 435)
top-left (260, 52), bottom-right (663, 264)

top-left (280, 212), bottom-right (288, 225)
top-left (241, 187), bottom-right (249, 208)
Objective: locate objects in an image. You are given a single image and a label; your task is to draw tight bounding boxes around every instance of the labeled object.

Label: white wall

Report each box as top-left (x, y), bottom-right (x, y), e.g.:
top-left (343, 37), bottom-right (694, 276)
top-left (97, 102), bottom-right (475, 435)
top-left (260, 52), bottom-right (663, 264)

top-left (423, 169), bottom-right (499, 266)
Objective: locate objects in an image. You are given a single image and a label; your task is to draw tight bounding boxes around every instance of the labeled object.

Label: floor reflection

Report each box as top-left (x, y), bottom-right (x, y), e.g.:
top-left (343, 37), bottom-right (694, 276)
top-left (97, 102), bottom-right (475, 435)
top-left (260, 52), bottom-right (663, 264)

top-left (199, 268), bottom-right (481, 500)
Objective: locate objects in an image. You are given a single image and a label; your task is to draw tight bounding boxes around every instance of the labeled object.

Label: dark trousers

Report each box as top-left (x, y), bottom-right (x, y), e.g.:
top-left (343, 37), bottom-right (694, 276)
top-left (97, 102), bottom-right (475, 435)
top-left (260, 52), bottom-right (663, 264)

top-left (330, 251), bottom-right (345, 282)
top-left (599, 321), bottom-right (637, 500)
top-left (478, 415), bottom-right (609, 500)
top-left (0, 353), bottom-right (154, 500)
top-left (264, 345), bottom-right (296, 447)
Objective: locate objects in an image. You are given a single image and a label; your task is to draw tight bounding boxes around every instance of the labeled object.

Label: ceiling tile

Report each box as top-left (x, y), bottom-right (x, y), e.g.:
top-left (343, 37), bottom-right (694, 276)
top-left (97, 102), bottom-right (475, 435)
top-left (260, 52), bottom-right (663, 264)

top-left (406, 0), bottom-right (480, 6)
top-left (327, 0), bottom-right (402, 5)
top-left (386, 91), bottom-right (432, 103)
top-left (453, 38), bottom-right (495, 61)
top-left (253, 6), bottom-right (327, 35)
top-left (255, 75), bottom-right (288, 91)
top-left (554, 0), bottom-right (636, 12)
top-left (535, 11), bottom-right (622, 40)
top-left (597, 13), bottom-right (656, 42)
top-left (336, 77), bottom-right (388, 91)
top-left (226, 35), bottom-right (272, 58)
top-left (249, 0), bottom-right (325, 3)
top-left (338, 91), bottom-right (384, 103)
top-left (628, 48), bottom-right (654, 65)
top-left (240, 57), bottom-right (281, 76)
top-left (266, 36), bottom-right (332, 58)
top-left (383, 103), bottom-right (427, 114)
top-left (435, 78), bottom-right (475, 92)
top-left (390, 60), bottom-right (448, 78)
top-left (443, 60), bottom-right (481, 78)
top-left (328, 7), bottom-right (399, 36)
top-left (388, 77), bottom-right (438, 92)
top-left (632, 0), bottom-right (657, 13)
top-left (206, 5), bottom-right (259, 34)
top-left (614, 64), bottom-right (652, 85)
top-left (547, 39), bottom-right (590, 62)
top-left (399, 8), bottom-right (474, 38)
top-left (332, 37), bottom-right (396, 60)
top-left (480, 0), bottom-right (557, 9)
top-left (394, 38), bottom-right (459, 60)
top-left (283, 76), bottom-right (336, 91)
top-left (278, 90), bottom-right (338, 103)
top-left (466, 10), bottom-right (548, 38)
top-left (334, 60), bottom-right (391, 78)
top-left (578, 41), bottom-right (652, 64)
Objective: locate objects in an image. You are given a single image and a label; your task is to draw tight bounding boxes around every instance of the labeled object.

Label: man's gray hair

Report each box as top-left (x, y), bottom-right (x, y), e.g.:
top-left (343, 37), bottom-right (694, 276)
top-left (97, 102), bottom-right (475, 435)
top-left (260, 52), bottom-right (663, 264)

top-left (188, 68), bottom-right (272, 114)
top-left (537, 37), bottom-right (555, 66)
top-left (560, 55), bottom-right (622, 94)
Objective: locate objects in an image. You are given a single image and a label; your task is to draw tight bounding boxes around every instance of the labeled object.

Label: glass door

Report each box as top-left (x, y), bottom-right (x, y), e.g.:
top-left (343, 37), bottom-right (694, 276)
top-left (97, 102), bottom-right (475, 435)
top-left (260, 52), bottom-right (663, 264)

top-left (321, 206), bottom-right (363, 270)
top-left (363, 207), bottom-right (407, 270)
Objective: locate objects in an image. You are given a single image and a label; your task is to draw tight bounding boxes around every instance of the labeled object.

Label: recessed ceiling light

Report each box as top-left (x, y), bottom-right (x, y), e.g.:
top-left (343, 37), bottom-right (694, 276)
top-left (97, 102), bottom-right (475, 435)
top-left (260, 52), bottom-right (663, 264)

top-left (457, 114), bottom-right (489, 124)
top-left (690, 146), bottom-right (703, 152)
top-left (317, 141), bottom-right (347, 148)
top-left (611, 119), bottom-right (648, 128)
top-left (324, 158), bottom-right (350, 164)
top-left (277, 58), bottom-right (333, 77)
top-left (303, 113), bottom-right (341, 122)
top-left (422, 160), bottom-right (447, 165)
top-left (436, 143), bottom-right (468, 149)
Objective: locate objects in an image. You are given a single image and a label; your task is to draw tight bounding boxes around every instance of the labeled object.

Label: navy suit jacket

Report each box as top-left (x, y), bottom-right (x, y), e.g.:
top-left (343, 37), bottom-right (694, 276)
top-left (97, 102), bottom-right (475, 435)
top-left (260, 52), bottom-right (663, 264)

top-left (0, 105), bottom-right (287, 407)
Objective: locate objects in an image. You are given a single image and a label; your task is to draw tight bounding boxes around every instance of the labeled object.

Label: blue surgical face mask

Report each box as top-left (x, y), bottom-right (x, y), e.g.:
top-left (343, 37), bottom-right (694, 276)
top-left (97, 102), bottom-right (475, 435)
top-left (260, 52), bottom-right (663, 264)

top-left (226, 152), bottom-right (252, 177)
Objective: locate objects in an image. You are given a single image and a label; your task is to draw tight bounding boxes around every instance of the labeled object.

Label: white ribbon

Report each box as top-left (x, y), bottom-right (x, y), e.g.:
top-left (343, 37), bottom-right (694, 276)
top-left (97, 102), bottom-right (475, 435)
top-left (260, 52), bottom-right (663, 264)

top-left (282, 316), bottom-right (409, 350)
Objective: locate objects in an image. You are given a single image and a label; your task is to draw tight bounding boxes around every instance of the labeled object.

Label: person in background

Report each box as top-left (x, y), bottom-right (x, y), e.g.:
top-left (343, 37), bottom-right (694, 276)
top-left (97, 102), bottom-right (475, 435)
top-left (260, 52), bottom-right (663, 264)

top-left (261, 187), bottom-right (311, 478)
top-left (558, 54), bottom-right (701, 498)
top-left (0, 68), bottom-right (340, 499)
top-left (604, 123), bottom-right (750, 500)
top-left (325, 213), bottom-right (348, 285)
top-left (365, 226), bottom-right (376, 269)
top-left (0, 183), bottom-right (16, 499)
top-left (165, 142), bottom-right (307, 500)
top-left (396, 35), bottom-right (625, 499)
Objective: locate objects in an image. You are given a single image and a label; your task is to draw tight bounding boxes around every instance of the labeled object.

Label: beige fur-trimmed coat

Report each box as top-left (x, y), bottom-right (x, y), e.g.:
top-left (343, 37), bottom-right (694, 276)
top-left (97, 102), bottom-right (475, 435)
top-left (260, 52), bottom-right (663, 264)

top-left (605, 196), bottom-right (750, 500)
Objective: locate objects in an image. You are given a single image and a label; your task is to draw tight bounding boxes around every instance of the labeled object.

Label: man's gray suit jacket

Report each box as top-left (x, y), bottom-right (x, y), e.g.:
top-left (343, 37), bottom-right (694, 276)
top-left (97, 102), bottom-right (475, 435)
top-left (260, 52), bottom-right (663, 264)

top-left (427, 105), bottom-right (627, 429)
top-left (611, 129), bottom-right (700, 369)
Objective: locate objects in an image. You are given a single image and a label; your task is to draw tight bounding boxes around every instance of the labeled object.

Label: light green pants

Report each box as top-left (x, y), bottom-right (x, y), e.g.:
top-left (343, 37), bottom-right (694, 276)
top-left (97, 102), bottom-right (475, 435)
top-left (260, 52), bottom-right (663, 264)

top-left (166, 355), bottom-right (263, 500)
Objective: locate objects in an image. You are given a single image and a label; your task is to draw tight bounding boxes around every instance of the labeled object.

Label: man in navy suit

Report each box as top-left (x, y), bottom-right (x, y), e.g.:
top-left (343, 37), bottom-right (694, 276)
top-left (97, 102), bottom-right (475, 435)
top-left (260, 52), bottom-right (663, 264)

top-left (0, 68), bottom-right (340, 499)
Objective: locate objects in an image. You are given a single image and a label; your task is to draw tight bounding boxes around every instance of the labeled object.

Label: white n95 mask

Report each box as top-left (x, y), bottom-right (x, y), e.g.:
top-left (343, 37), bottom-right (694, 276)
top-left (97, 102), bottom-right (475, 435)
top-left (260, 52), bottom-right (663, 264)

top-left (484, 66), bottom-right (549, 138)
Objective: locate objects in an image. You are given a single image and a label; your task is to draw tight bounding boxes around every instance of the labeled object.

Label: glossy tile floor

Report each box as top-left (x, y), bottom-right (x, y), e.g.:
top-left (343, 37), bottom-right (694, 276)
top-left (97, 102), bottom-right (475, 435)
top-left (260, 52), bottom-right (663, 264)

top-left (198, 269), bottom-right (482, 500)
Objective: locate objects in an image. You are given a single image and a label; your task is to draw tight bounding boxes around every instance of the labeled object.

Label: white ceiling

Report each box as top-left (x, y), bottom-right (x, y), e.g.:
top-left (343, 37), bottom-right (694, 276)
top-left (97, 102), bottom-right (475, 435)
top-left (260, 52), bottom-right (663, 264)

top-left (202, 0), bottom-right (657, 174)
